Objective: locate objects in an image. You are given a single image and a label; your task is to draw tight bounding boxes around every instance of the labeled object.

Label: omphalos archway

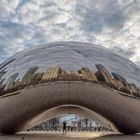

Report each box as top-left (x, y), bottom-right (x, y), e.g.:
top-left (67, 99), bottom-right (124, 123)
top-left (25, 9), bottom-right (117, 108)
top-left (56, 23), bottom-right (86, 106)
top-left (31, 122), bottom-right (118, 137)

top-left (0, 81), bottom-right (140, 134)
top-left (22, 105), bottom-right (115, 131)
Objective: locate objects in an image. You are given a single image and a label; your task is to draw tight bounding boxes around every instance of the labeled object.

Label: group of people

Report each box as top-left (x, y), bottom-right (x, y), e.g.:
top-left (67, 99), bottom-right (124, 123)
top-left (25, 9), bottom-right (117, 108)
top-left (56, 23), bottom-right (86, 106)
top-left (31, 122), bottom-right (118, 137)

top-left (62, 121), bottom-right (108, 132)
top-left (62, 121), bottom-right (78, 133)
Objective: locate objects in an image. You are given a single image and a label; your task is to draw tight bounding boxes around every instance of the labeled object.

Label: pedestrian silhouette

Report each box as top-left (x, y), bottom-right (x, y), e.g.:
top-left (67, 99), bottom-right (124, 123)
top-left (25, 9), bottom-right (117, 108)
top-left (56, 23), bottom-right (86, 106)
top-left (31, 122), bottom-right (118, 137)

top-left (62, 121), bottom-right (67, 133)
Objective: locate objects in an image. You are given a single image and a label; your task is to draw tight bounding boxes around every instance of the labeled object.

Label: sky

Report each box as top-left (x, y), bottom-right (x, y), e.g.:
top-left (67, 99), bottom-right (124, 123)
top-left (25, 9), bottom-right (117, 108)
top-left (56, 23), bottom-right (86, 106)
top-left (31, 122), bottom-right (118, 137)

top-left (0, 0), bottom-right (140, 67)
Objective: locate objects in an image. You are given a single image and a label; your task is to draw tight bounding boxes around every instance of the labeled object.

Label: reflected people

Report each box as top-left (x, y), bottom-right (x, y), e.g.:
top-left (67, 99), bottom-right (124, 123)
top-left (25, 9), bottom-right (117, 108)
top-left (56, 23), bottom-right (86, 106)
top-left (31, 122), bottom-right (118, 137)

top-left (62, 121), bottom-right (67, 133)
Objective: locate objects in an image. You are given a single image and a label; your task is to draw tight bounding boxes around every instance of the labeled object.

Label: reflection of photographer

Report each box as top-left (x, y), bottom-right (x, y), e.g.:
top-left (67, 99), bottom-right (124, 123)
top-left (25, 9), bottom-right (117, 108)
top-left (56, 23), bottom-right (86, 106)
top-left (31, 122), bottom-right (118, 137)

top-left (62, 121), bottom-right (67, 133)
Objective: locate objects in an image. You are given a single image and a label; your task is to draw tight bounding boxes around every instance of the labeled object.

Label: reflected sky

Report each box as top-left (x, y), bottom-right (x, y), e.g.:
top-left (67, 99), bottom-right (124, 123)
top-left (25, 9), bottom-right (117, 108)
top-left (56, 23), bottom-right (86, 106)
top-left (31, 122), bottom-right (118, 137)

top-left (0, 42), bottom-right (140, 88)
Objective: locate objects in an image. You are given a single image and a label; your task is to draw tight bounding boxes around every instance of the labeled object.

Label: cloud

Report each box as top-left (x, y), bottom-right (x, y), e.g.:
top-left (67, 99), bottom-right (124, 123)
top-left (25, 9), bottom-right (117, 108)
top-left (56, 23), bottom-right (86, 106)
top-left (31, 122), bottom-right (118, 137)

top-left (0, 0), bottom-right (20, 19)
top-left (0, 47), bottom-right (8, 63)
top-left (0, 0), bottom-right (140, 68)
top-left (75, 0), bottom-right (130, 33)
top-left (110, 46), bottom-right (136, 58)
top-left (0, 21), bottom-right (33, 60)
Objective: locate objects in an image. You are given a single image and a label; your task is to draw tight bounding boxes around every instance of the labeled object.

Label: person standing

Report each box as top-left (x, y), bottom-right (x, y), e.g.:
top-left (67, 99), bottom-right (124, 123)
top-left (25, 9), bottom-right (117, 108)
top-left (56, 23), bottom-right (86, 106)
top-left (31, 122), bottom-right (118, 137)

top-left (62, 121), bottom-right (67, 133)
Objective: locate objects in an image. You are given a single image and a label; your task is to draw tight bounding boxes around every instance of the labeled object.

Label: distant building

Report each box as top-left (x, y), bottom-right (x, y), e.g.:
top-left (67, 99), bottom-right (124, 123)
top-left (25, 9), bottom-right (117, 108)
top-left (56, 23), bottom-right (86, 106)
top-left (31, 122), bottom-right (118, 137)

top-left (0, 79), bottom-right (5, 94)
top-left (4, 73), bottom-right (19, 90)
top-left (96, 64), bottom-right (112, 83)
top-left (22, 66), bottom-right (38, 82)
top-left (0, 70), bottom-right (7, 81)
top-left (78, 67), bottom-right (97, 81)
top-left (42, 67), bottom-right (61, 81)
top-left (34, 73), bottom-right (44, 83)
top-left (111, 73), bottom-right (131, 94)
top-left (129, 83), bottom-right (139, 96)
top-left (111, 73), bottom-right (127, 83)
top-left (26, 73), bottom-right (44, 85)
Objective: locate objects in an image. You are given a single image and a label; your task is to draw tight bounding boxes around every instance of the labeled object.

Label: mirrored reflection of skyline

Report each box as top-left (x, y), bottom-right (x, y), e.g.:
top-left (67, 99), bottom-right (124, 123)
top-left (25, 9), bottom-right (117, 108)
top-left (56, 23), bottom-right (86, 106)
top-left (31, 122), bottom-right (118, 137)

top-left (0, 64), bottom-right (139, 98)
top-left (0, 42), bottom-right (140, 98)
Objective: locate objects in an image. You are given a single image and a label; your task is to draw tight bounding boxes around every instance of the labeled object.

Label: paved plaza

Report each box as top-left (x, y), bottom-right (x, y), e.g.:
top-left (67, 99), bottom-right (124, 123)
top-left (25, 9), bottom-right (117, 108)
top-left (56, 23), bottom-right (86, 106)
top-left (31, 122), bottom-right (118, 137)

top-left (0, 132), bottom-right (140, 140)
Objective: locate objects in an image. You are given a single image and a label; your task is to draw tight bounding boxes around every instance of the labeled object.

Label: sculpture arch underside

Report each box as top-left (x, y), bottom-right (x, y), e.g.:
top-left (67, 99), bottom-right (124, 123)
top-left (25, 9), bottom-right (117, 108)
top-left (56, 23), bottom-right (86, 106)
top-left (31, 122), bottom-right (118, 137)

top-left (23, 105), bottom-right (115, 131)
top-left (0, 81), bottom-right (140, 134)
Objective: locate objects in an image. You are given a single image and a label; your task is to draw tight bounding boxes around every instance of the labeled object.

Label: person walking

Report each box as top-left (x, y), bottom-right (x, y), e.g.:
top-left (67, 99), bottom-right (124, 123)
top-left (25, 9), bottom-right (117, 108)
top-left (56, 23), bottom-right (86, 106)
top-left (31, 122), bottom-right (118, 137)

top-left (62, 121), bottom-right (67, 133)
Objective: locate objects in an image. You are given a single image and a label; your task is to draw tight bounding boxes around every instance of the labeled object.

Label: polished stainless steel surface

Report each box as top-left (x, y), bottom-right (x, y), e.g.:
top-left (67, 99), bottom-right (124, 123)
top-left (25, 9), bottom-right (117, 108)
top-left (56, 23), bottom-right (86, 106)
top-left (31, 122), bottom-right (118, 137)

top-left (0, 42), bottom-right (140, 134)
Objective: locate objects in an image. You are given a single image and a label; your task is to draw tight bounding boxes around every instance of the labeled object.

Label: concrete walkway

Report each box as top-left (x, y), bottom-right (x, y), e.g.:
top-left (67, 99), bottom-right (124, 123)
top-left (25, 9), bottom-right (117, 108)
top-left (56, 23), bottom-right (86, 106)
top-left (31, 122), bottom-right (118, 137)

top-left (0, 132), bottom-right (140, 140)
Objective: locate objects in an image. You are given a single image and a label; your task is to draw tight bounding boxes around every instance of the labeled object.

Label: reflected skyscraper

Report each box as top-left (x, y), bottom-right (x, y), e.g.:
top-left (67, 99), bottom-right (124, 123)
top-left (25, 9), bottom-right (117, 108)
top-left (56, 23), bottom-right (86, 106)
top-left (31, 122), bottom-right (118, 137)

top-left (4, 73), bottom-right (19, 90)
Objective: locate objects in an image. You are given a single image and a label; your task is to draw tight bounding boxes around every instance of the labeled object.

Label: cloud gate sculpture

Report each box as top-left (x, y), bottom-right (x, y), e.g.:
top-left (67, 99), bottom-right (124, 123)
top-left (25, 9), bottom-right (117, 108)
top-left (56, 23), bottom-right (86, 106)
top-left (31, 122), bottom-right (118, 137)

top-left (0, 42), bottom-right (140, 134)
